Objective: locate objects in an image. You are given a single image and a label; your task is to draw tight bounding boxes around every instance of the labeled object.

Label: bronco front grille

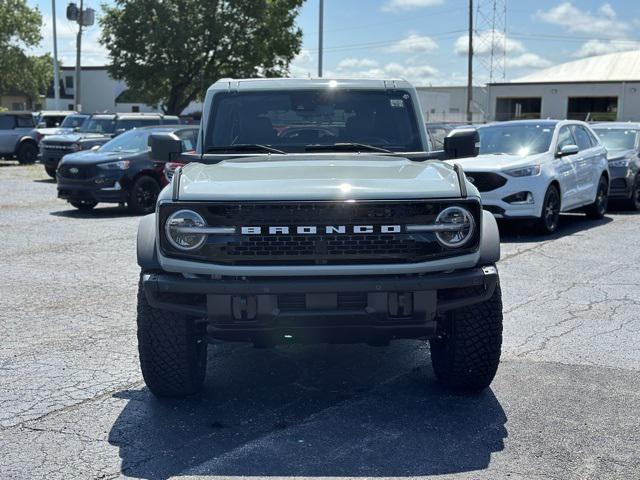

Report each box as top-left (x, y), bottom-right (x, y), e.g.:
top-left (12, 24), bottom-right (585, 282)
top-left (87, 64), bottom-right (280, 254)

top-left (159, 200), bottom-right (481, 266)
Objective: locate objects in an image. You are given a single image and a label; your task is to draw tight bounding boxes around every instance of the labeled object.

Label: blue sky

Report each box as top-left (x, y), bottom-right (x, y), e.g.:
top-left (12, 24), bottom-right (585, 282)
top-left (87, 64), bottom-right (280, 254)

top-left (32, 0), bottom-right (640, 85)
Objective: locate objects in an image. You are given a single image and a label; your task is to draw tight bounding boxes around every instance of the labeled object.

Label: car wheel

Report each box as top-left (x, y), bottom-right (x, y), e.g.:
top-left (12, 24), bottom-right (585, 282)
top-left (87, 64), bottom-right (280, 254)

top-left (627, 176), bottom-right (640, 211)
top-left (430, 282), bottom-right (503, 393)
top-left (45, 165), bottom-right (56, 178)
top-left (535, 184), bottom-right (561, 234)
top-left (17, 142), bottom-right (38, 164)
top-left (586, 175), bottom-right (609, 219)
top-left (137, 274), bottom-right (207, 397)
top-left (128, 176), bottom-right (160, 215)
top-left (70, 200), bottom-right (97, 212)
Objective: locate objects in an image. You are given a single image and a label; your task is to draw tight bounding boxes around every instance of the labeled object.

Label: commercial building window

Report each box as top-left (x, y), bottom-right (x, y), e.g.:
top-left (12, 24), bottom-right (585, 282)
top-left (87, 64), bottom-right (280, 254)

top-left (131, 105), bottom-right (140, 113)
top-left (495, 97), bottom-right (541, 121)
top-left (68, 104), bottom-right (74, 110)
top-left (567, 97), bottom-right (617, 121)
top-left (65, 76), bottom-right (74, 89)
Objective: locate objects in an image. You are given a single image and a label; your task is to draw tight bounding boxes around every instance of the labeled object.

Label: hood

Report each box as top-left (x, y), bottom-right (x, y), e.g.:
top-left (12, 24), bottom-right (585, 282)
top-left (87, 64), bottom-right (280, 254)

top-left (606, 148), bottom-right (635, 161)
top-left (60, 149), bottom-right (145, 165)
top-left (43, 132), bottom-right (108, 143)
top-left (37, 127), bottom-right (74, 136)
top-left (176, 155), bottom-right (463, 201)
top-left (447, 152), bottom-right (548, 172)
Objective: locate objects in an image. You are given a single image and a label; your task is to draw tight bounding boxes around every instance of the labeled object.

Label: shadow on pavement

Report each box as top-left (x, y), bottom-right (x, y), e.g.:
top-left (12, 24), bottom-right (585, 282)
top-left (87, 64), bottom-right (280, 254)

top-left (49, 205), bottom-right (138, 219)
top-left (109, 342), bottom-right (507, 479)
top-left (498, 214), bottom-right (613, 243)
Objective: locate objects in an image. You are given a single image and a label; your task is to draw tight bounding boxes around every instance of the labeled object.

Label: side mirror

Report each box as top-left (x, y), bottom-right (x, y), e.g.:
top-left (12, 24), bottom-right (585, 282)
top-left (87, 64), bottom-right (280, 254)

top-left (557, 144), bottom-right (579, 157)
top-left (90, 144), bottom-right (100, 151)
top-left (73, 126), bottom-right (80, 132)
top-left (443, 128), bottom-right (480, 160)
top-left (149, 132), bottom-right (183, 162)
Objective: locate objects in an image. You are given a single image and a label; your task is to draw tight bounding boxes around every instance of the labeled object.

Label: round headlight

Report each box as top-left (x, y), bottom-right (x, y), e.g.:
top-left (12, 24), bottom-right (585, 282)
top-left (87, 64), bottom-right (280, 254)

top-left (435, 206), bottom-right (475, 248)
top-left (165, 210), bottom-right (207, 251)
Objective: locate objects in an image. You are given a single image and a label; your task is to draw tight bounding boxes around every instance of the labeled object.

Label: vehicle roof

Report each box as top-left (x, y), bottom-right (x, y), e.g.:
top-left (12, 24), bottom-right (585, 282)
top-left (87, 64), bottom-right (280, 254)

top-left (39, 110), bottom-right (76, 115)
top-left (128, 125), bottom-right (196, 131)
top-left (591, 122), bottom-right (640, 129)
top-left (478, 119), bottom-right (566, 129)
top-left (208, 77), bottom-right (416, 93)
top-left (90, 113), bottom-right (165, 119)
top-left (0, 111), bottom-right (36, 116)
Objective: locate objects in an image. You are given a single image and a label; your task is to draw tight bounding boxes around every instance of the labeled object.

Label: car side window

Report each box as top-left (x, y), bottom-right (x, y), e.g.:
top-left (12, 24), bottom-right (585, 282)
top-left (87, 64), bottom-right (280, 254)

top-left (0, 116), bottom-right (15, 130)
top-left (179, 130), bottom-right (197, 151)
top-left (557, 126), bottom-right (576, 152)
top-left (571, 125), bottom-right (593, 151)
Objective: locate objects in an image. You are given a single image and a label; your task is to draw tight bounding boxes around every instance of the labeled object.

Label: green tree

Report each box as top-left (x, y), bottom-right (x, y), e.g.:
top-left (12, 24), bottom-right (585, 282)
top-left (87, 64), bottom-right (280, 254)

top-left (0, 1), bottom-right (53, 104)
top-left (100, 0), bottom-right (304, 115)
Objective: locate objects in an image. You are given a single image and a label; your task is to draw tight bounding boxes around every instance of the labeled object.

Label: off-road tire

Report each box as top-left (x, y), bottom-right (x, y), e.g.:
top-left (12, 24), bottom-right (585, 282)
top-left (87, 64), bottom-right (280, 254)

top-left (535, 184), bottom-right (561, 235)
top-left (430, 283), bottom-right (503, 393)
top-left (45, 165), bottom-right (56, 178)
top-left (585, 175), bottom-right (609, 219)
top-left (17, 142), bottom-right (38, 164)
top-left (137, 276), bottom-right (207, 397)
top-left (128, 175), bottom-right (160, 215)
top-left (626, 176), bottom-right (640, 211)
top-left (70, 200), bottom-right (97, 211)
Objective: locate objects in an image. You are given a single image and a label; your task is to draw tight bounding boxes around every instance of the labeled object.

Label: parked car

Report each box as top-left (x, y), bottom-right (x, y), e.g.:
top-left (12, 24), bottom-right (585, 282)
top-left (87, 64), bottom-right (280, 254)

top-left (35, 113), bottom-right (89, 143)
top-left (57, 125), bottom-right (197, 214)
top-left (136, 77), bottom-right (503, 398)
top-left (40, 112), bottom-right (180, 177)
top-left (0, 111), bottom-right (39, 164)
top-left (450, 120), bottom-right (610, 234)
top-left (35, 110), bottom-right (75, 129)
top-left (591, 122), bottom-right (640, 210)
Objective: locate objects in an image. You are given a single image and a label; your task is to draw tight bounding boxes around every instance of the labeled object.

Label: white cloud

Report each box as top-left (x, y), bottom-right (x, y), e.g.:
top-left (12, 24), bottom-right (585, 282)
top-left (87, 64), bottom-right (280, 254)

top-left (337, 58), bottom-right (379, 69)
top-left (573, 39), bottom-right (640, 58)
top-left (505, 53), bottom-right (552, 69)
top-left (326, 60), bottom-right (438, 85)
top-left (36, 13), bottom-right (108, 66)
top-left (454, 30), bottom-right (525, 56)
top-left (289, 48), bottom-right (315, 77)
top-left (382, 0), bottom-right (444, 13)
top-left (537, 2), bottom-right (630, 38)
top-left (385, 33), bottom-right (438, 54)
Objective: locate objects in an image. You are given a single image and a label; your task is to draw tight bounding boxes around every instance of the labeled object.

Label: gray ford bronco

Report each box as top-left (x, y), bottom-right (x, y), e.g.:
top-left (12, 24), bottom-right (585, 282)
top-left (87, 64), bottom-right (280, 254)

top-left (137, 78), bottom-right (502, 397)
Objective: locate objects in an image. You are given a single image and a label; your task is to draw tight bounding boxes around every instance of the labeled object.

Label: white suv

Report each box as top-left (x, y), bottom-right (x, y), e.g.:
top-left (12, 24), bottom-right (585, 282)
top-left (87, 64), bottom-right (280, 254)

top-left (451, 120), bottom-right (609, 233)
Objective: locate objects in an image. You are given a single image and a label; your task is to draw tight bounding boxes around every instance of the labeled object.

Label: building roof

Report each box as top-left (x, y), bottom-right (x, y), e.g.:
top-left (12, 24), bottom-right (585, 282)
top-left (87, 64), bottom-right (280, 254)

top-left (506, 50), bottom-right (640, 84)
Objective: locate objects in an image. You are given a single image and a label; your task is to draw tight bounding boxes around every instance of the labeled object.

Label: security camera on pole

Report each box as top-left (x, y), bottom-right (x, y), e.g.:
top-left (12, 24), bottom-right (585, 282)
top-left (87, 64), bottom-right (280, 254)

top-left (66, 2), bottom-right (95, 111)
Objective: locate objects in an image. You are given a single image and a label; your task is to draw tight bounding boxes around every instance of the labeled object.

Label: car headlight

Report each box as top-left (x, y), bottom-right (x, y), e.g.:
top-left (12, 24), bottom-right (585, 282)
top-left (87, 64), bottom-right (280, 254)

top-left (98, 160), bottom-right (130, 170)
top-left (609, 158), bottom-right (630, 168)
top-left (165, 210), bottom-right (207, 250)
top-left (504, 165), bottom-right (541, 177)
top-left (434, 206), bottom-right (475, 248)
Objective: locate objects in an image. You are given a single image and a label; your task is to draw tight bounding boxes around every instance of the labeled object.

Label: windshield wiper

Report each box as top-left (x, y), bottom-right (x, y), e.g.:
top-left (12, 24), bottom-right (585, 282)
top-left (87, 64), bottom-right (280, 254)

top-left (206, 144), bottom-right (286, 154)
top-left (305, 143), bottom-right (392, 153)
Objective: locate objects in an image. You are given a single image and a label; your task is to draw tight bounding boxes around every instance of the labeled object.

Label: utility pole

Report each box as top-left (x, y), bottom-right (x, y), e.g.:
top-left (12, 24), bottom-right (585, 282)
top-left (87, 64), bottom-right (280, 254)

top-left (74, 0), bottom-right (83, 111)
top-left (466, 0), bottom-right (473, 123)
top-left (318, 0), bottom-right (324, 77)
top-left (52, 0), bottom-right (61, 110)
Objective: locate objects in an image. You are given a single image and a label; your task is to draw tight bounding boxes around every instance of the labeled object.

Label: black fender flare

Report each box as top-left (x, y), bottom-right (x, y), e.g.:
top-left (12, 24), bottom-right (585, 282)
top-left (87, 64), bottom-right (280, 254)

top-left (137, 213), bottom-right (161, 271)
top-left (16, 136), bottom-right (38, 152)
top-left (478, 209), bottom-right (500, 264)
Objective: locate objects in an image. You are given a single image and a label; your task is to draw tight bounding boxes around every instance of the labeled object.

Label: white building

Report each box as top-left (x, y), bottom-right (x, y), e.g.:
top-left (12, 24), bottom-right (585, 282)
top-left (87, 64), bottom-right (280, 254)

top-left (416, 86), bottom-right (487, 123)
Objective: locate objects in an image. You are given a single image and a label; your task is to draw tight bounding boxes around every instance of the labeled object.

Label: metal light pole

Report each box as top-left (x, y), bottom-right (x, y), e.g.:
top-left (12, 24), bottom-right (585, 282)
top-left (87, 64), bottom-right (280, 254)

top-left (52, 0), bottom-right (61, 110)
top-left (74, 0), bottom-right (83, 111)
top-left (466, 0), bottom-right (473, 123)
top-left (318, 0), bottom-right (324, 77)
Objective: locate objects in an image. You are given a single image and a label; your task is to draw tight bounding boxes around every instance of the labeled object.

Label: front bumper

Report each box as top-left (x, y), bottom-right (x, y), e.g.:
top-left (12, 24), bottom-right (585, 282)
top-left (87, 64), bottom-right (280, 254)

top-left (142, 265), bottom-right (499, 344)
top-left (57, 173), bottom-right (128, 204)
top-left (608, 167), bottom-right (635, 199)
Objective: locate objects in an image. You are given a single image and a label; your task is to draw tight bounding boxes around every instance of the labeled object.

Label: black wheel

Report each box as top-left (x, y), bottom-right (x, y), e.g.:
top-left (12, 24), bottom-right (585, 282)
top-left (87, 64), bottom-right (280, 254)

top-left (430, 282), bottom-right (503, 393)
top-left (17, 142), bottom-right (38, 164)
top-left (128, 176), bottom-right (160, 215)
top-left (137, 275), bottom-right (207, 397)
top-left (45, 165), bottom-right (56, 178)
top-left (70, 200), bottom-right (97, 211)
top-left (626, 176), bottom-right (640, 211)
top-left (535, 184), bottom-right (561, 234)
top-left (585, 175), bottom-right (609, 219)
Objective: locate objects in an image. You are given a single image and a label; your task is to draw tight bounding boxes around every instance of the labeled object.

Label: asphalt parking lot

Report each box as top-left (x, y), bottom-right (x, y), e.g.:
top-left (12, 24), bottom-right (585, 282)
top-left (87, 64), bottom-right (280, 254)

top-left (1, 162), bottom-right (639, 480)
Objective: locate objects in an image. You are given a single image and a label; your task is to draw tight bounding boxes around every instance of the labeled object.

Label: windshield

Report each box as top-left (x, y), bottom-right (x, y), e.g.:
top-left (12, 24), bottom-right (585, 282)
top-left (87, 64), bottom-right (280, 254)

top-left (205, 89), bottom-right (422, 153)
top-left (478, 123), bottom-right (554, 156)
top-left (99, 128), bottom-right (153, 154)
top-left (593, 128), bottom-right (638, 150)
top-left (61, 115), bottom-right (88, 129)
top-left (39, 115), bottom-right (66, 128)
top-left (81, 117), bottom-right (116, 134)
